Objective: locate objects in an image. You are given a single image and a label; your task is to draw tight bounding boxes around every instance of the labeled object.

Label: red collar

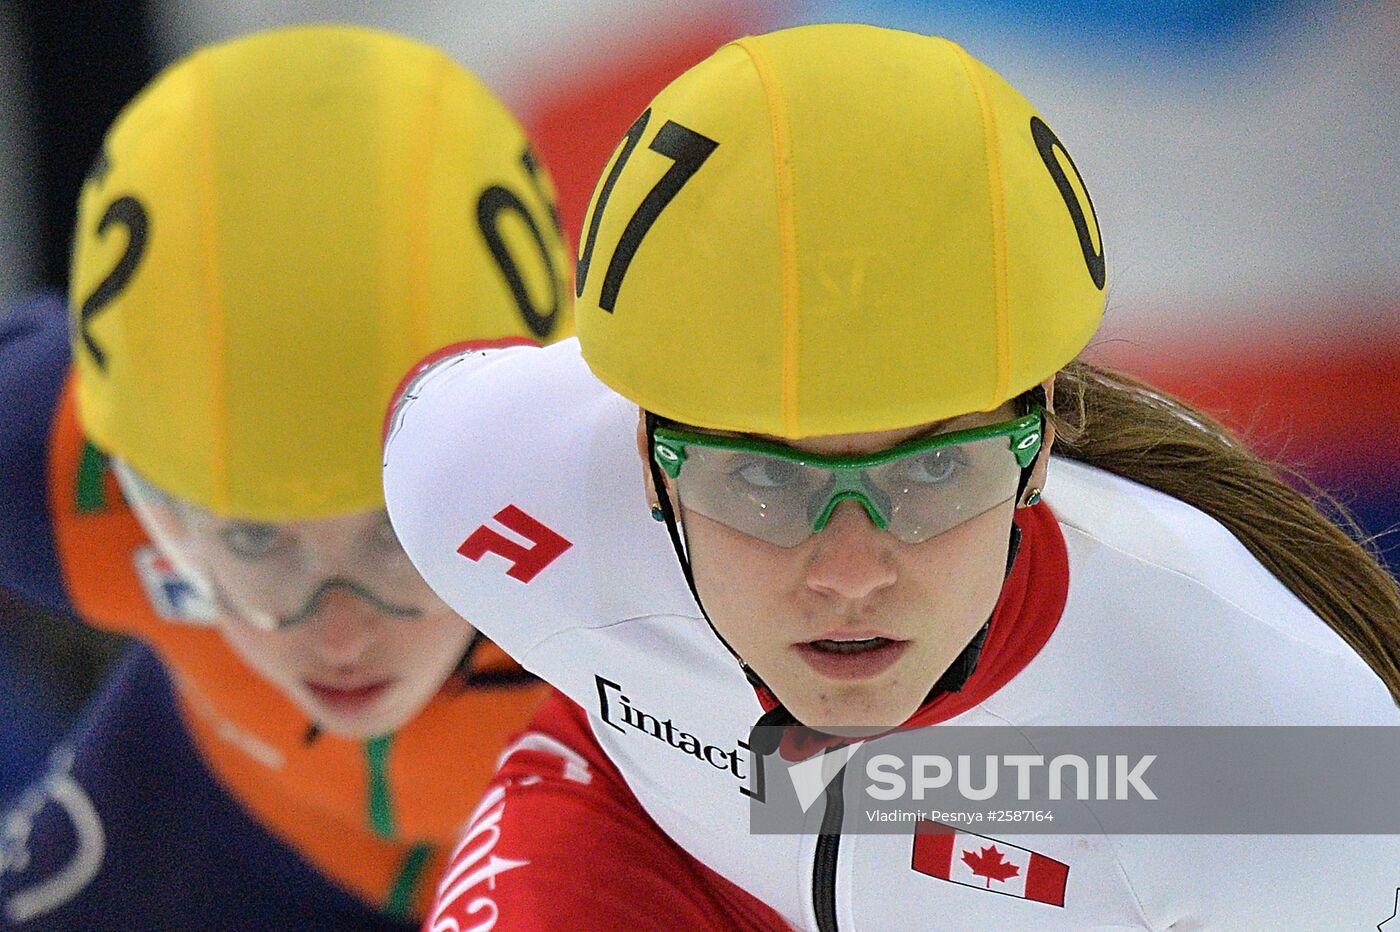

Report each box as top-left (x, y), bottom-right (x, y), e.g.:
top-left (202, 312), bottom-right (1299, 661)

top-left (754, 502), bottom-right (1069, 730)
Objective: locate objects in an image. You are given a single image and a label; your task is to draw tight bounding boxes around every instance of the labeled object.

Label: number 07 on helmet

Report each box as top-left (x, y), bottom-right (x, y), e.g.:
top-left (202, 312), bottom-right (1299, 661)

top-left (574, 25), bottom-right (1106, 438)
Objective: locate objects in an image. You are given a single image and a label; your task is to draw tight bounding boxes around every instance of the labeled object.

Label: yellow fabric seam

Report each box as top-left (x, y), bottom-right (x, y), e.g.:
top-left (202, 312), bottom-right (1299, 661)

top-left (734, 37), bottom-right (800, 436)
top-left (949, 41), bottom-right (1011, 409)
top-left (192, 56), bottom-right (230, 511)
top-left (409, 52), bottom-right (448, 355)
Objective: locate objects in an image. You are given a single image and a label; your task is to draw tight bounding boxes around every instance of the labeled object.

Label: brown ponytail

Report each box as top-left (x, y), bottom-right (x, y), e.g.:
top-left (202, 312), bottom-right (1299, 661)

top-left (1050, 360), bottom-right (1400, 704)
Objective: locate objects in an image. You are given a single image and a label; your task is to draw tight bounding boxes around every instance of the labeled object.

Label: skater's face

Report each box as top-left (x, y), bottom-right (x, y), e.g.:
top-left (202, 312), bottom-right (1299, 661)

top-left (643, 387), bottom-right (1054, 731)
top-left (125, 482), bottom-right (475, 738)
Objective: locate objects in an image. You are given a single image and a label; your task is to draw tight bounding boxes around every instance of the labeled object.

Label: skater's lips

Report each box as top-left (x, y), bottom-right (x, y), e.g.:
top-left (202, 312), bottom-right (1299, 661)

top-left (303, 678), bottom-right (396, 715)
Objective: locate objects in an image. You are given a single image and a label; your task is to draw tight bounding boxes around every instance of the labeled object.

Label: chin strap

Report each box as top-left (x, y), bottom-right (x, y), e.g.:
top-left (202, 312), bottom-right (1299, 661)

top-left (646, 405), bottom-right (1039, 731)
top-left (923, 519), bottom-right (1020, 700)
top-left (646, 413), bottom-right (732, 643)
top-left (647, 412), bottom-right (800, 691)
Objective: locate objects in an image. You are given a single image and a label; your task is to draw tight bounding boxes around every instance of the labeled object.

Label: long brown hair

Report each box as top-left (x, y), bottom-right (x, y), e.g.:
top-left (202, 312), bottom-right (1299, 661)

top-left (1049, 360), bottom-right (1400, 704)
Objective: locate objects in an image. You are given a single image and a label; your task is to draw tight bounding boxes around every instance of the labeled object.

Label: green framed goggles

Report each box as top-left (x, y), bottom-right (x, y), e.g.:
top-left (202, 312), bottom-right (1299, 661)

top-left (652, 408), bottom-right (1042, 547)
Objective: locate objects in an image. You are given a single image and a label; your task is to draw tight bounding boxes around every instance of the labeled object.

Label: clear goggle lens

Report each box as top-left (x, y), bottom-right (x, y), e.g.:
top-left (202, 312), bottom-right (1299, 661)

top-left (652, 409), bottom-right (1042, 548)
top-left (113, 460), bottom-right (442, 630)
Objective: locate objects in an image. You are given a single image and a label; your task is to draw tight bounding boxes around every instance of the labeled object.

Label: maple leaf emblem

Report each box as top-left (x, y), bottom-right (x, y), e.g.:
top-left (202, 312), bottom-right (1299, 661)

top-left (963, 845), bottom-right (1020, 888)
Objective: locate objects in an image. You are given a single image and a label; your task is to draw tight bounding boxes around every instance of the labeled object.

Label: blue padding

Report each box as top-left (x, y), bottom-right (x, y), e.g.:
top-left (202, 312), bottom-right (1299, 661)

top-left (0, 643), bottom-right (416, 930)
top-left (0, 292), bottom-right (76, 617)
top-left (0, 618), bottom-right (66, 806)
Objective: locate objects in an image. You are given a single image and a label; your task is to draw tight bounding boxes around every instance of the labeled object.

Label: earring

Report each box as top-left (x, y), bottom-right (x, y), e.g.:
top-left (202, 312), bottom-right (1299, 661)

top-left (650, 503), bottom-right (665, 522)
top-left (1024, 488), bottom-right (1042, 507)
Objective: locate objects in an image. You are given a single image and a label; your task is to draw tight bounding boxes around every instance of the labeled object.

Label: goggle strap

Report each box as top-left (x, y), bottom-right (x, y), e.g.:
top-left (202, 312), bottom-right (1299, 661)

top-left (930, 619), bottom-right (992, 696)
top-left (647, 413), bottom-right (785, 700)
top-left (646, 414), bottom-right (698, 601)
top-left (920, 519), bottom-right (1021, 699)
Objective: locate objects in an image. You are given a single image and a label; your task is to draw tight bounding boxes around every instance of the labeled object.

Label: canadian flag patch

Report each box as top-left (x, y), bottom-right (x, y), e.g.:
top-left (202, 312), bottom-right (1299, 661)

top-left (911, 821), bottom-right (1068, 907)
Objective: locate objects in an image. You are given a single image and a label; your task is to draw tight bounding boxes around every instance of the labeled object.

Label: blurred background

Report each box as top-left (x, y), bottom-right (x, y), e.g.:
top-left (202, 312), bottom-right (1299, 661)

top-left (1, 0), bottom-right (1396, 798)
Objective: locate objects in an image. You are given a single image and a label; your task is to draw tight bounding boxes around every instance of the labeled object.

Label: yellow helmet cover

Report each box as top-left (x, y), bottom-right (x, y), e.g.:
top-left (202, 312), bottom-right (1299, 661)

top-left (575, 24), bottom-right (1105, 438)
top-left (70, 24), bottom-right (571, 519)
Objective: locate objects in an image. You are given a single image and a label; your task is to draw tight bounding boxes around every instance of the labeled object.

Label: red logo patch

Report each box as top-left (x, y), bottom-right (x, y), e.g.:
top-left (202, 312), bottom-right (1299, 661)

top-left (458, 505), bottom-right (571, 583)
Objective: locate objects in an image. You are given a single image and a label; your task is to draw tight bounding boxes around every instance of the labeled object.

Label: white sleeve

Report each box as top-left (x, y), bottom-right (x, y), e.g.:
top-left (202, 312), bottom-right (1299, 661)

top-left (383, 337), bottom-right (701, 695)
top-left (383, 341), bottom-right (563, 662)
top-left (1113, 833), bottom-right (1400, 929)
